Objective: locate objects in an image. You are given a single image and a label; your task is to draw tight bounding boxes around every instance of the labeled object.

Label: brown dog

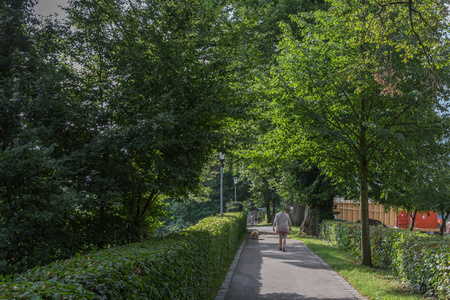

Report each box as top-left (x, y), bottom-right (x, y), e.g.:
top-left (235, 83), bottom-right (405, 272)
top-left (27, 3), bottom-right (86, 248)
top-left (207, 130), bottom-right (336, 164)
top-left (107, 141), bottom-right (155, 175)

top-left (251, 229), bottom-right (259, 239)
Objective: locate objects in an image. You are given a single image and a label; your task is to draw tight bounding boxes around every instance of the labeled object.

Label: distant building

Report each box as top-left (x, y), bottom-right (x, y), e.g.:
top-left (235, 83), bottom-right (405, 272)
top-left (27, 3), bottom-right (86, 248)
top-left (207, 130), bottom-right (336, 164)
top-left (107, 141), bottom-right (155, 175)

top-left (333, 198), bottom-right (447, 233)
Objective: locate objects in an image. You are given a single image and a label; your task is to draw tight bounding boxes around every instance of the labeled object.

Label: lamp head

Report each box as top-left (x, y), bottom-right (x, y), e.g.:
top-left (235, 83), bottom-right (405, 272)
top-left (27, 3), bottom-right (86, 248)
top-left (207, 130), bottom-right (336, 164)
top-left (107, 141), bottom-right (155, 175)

top-left (218, 152), bottom-right (225, 162)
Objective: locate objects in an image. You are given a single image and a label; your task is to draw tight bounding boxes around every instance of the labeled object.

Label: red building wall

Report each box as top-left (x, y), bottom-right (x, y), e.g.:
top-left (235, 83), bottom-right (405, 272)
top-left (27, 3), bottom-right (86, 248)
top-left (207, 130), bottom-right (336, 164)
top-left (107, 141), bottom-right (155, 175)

top-left (397, 211), bottom-right (439, 229)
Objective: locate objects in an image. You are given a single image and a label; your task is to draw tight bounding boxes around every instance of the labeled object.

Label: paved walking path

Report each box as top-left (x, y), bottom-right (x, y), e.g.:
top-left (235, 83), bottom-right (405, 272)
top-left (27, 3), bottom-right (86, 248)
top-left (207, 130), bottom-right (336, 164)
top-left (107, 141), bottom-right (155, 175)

top-left (215, 226), bottom-right (366, 300)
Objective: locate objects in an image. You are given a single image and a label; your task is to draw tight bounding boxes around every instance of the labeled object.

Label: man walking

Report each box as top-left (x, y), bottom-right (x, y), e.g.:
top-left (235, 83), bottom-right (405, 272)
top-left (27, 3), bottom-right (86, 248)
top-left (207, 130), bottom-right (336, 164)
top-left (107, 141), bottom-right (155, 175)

top-left (273, 207), bottom-right (292, 252)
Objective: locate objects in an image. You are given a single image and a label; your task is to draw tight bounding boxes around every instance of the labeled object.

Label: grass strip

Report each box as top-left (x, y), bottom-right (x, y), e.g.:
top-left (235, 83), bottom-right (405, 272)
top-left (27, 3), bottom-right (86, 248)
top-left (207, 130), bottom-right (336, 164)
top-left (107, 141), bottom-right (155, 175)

top-left (289, 227), bottom-right (428, 300)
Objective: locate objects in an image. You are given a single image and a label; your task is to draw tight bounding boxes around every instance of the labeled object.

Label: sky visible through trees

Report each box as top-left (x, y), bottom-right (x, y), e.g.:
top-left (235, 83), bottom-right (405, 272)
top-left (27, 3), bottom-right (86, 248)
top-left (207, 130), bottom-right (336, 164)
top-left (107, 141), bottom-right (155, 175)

top-left (34, 0), bottom-right (68, 17)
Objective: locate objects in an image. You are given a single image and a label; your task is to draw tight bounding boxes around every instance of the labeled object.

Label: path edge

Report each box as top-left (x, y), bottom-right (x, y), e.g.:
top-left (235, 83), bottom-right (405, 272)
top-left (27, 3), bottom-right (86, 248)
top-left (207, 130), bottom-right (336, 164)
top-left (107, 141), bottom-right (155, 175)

top-left (301, 241), bottom-right (367, 300)
top-left (214, 234), bottom-right (247, 300)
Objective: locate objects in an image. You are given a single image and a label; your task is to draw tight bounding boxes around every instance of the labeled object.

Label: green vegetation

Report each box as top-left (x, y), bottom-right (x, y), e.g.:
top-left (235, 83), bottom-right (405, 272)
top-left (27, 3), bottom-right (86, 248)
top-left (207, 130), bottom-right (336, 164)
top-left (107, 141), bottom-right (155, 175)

top-left (0, 213), bottom-right (247, 299)
top-left (255, 0), bottom-right (450, 266)
top-left (289, 228), bottom-right (427, 300)
top-left (1, 0), bottom-right (449, 294)
top-left (157, 169), bottom-right (252, 235)
top-left (0, 0), bottom-right (243, 275)
top-left (318, 221), bottom-right (450, 299)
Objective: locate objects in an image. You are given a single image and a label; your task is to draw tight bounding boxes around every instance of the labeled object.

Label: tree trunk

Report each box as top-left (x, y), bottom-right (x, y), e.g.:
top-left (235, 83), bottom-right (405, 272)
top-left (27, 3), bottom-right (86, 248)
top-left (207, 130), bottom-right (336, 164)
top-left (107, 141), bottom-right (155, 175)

top-left (272, 197), bottom-right (276, 223)
top-left (408, 210), bottom-right (418, 231)
top-left (439, 210), bottom-right (449, 236)
top-left (98, 199), bottom-right (105, 249)
top-left (292, 202), bottom-right (306, 226)
top-left (266, 201), bottom-right (272, 223)
top-left (299, 206), bottom-right (310, 235)
top-left (359, 158), bottom-right (372, 267)
top-left (299, 206), bottom-right (318, 236)
top-left (359, 95), bottom-right (372, 267)
top-left (312, 208), bottom-right (319, 235)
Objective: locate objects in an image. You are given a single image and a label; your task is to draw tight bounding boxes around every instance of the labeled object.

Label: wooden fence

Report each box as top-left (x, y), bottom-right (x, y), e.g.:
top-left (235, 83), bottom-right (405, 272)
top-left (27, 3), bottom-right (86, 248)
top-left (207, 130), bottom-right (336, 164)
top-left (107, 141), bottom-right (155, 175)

top-left (333, 198), bottom-right (397, 227)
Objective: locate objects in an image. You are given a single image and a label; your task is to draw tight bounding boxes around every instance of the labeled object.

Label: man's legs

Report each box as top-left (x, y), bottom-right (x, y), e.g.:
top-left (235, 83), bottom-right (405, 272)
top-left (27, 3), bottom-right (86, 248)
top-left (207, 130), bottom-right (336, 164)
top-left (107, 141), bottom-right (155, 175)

top-left (278, 234), bottom-right (283, 250)
top-left (280, 233), bottom-right (288, 251)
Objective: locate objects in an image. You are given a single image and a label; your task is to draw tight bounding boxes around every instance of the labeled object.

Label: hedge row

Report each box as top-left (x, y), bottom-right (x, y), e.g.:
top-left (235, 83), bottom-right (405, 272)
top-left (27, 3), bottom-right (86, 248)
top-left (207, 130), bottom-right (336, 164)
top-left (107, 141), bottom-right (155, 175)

top-left (320, 220), bottom-right (450, 299)
top-left (0, 212), bottom-right (247, 299)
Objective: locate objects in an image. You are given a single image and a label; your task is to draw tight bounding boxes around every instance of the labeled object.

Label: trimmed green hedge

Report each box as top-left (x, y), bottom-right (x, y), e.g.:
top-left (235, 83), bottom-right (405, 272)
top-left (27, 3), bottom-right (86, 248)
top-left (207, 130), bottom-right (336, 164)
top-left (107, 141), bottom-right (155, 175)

top-left (0, 213), bottom-right (247, 299)
top-left (320, 220), bottom-right (450, 299)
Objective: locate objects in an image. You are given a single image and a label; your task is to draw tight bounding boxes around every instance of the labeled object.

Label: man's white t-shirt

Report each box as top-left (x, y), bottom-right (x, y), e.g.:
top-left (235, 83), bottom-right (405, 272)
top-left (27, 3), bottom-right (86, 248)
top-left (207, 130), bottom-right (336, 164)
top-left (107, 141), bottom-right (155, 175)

top-left (273, 212), bottom-right (291, 233)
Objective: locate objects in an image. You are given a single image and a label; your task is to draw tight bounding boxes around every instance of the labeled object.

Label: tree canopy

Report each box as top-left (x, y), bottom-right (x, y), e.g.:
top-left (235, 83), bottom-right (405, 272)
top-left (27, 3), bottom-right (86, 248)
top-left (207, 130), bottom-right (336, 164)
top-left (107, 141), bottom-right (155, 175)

top-left (0, 0), bottom-right (243, 274)
top-left (1, 0), bottom-right (449, 274)
top-left (256, 0), bottom-right (450, 266)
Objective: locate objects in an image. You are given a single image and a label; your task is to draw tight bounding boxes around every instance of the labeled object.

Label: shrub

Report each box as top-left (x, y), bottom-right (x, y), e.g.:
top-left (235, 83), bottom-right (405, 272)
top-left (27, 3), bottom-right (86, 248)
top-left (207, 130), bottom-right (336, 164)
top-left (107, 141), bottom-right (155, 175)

top-left (0, 213), bottom-right (247, 299)
top-left (320, 220), bottom-right (450, 299)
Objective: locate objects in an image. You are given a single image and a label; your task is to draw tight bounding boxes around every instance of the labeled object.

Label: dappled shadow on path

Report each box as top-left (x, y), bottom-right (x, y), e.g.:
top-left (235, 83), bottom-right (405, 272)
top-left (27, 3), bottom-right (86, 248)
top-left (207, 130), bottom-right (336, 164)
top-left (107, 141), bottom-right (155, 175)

top-left (258, 237), bottom-right (327, 271)
top-left (224, 233), bottom-right (264, 300)
top-left (224, 232), bottom-right (365, 300)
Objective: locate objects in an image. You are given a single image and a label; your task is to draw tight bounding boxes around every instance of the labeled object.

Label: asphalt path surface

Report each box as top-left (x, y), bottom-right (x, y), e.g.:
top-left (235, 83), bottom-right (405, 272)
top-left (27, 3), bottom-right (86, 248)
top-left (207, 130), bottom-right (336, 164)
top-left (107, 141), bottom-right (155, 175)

top-left (216, 226), bottom-right (366, 300)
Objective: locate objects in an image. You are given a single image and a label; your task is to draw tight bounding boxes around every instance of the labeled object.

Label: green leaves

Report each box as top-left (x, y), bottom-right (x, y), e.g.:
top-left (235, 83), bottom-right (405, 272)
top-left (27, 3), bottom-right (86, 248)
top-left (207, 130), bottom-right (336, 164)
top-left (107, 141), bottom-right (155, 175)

top-left (254, 0), bottom-right (450, 265)
top-left (321, 220), bottom-right (450, 299)
top-left (0, 213), bottom-right (246, 300)
top-left (1, 0), bottom-right (246, 274)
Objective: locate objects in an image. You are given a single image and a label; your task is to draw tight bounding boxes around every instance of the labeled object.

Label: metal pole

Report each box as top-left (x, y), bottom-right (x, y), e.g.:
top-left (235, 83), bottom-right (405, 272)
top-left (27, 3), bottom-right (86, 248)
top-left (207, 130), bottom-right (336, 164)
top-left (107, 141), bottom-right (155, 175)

top-left (234, 183), bottom-right (237, 203)
top-left (220, 163), bottom-right (223, 217)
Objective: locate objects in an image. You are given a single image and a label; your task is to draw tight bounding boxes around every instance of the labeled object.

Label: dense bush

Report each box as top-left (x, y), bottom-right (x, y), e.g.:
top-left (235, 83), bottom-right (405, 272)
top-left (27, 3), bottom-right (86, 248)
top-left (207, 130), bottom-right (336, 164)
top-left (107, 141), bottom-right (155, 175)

top-left (320, 220), bottom-right (450, 299)
top-left (0, 213), bottom-right (247, 299)
top-left (1, 0), bottom-right (244, 277)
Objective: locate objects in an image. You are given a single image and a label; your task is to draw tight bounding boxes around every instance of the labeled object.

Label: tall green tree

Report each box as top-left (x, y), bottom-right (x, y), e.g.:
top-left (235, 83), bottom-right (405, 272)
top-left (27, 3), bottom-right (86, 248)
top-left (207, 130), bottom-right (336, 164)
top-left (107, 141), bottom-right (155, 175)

top-left (276, 161), bottom-right (338, 234)
top-left (385, 153), bottom-right (450, 235)
top-left (0, 0), bottom-right (244, 274)
top-left (247, 170), bottom-right (280, 223)
top-left (263, 0), bottom-right (449, 266)
top-left (229, 0), bottom-right (328, 224)
top-left (64, 0), bottom-right (241, 241)
top-left (0, 0), bottom-right (94, 273)
top-left (373, 148), bottom-right (448, 231)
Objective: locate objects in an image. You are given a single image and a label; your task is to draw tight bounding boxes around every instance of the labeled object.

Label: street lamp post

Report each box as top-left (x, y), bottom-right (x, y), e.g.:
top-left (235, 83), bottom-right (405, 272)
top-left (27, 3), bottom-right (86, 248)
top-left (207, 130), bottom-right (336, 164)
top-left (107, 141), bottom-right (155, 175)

top-left (219, 152), bottom-right (225, 217)
top-left (233, 176), bottom-right (238, 203)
